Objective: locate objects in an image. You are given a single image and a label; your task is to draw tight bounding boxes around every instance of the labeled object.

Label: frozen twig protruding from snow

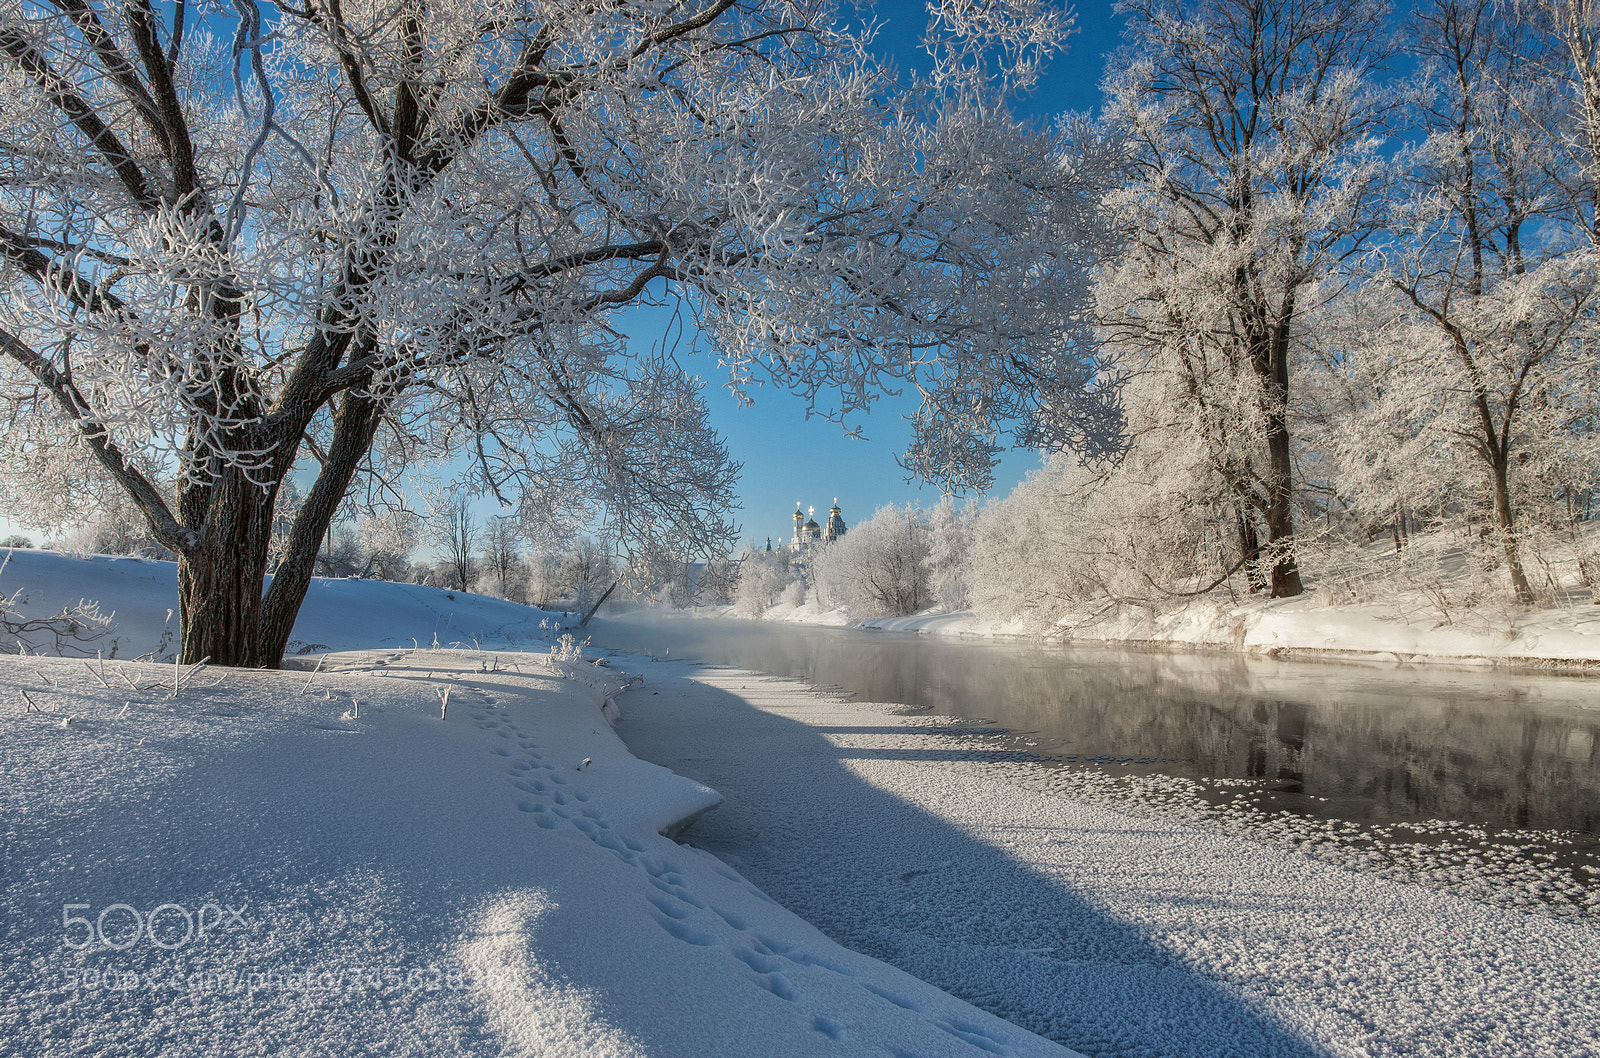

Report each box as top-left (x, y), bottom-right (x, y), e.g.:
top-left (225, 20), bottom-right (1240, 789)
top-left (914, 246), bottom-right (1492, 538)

top-left (167, 657), bottom-right (210, 699)
top-left (301, 655), bottom-right (326, 694)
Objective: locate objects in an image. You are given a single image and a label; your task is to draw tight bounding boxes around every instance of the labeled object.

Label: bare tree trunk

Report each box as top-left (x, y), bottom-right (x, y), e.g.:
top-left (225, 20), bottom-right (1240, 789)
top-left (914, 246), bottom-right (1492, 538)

top-left (1258, 318), bottom-right (1304, 599)
top-left (1236, 506), bottom-right (1268, 594)
top-left (176, 470), bottom-right (278, 666)
top-left (258, 392), bottom-right (389, 666)
top-left (173, 388), bottom-right (386, 669)
top-left (1263, 417), bottom-right (1305, 598)
top-left (1489, 451), bottom-right (1536, 605)
top-left (445, 500), bottom-right (476, 591)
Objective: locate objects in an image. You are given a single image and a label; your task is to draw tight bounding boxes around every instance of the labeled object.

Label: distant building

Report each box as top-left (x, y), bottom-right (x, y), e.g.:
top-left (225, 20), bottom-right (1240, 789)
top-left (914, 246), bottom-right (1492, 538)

top-left (789, 499), bottom-right (846, 554)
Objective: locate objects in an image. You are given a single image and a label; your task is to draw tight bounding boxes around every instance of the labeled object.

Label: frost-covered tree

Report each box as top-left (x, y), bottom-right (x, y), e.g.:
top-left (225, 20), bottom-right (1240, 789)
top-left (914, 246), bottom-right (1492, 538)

top-left (0, 0), bottom-right (1114, 666)
top-left (965, 447), bottom-right (1239, 623)
top-left (478, 516), bottom-right (524, 600)
top-left (1373, 0), bottom-right (1600, 603)
top-left (315, 507), bottom-right (417, 578)
top-left (315, 527), bottom-right (368, 578)
top-left (733, 545), bottom-right (796, 616)
top-left (58, 480), bottom-right (176, 557)
top-left (522, 550), bottom-right (566, 610)
top-left (620, 540), bottom-right (692, 607)
top-left (431, 498), bottom-right (477, 592)
top-left (1095, 0), bottom-right (1391, 596)
top-left (923, 494), bottom-right (971, 610)
top-left (355, 507), bottom-right (419, 582)
top-left (696, 553), bottom-right (738, 606)
top-left (560, 537), bottom-right (612, 612)
top-left (809, 503), bottom-right (932, 618)
top-left (1532, 0), bottom-right (1600, 240)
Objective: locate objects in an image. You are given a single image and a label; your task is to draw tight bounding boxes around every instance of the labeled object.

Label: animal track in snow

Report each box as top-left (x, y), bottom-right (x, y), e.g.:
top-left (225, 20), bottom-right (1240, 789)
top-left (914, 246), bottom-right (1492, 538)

top-left (733, 947), bottom-right (783, 975)
top-left (480, 670), bottom-right (965, 1050)
top-left (864, 983), bottom-right (920, 1011)
top-left (758, 973), bottom-right (798, 1001)
top-left (652, 914), bottom-right (718, 946)
top-left (938, 1017), bottom-right (1013, 1055)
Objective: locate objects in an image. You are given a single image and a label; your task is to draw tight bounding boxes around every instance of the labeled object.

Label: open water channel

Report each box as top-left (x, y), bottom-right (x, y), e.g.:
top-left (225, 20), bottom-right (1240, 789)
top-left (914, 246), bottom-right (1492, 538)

top-left (587, 613), bottom-right (1600, 912)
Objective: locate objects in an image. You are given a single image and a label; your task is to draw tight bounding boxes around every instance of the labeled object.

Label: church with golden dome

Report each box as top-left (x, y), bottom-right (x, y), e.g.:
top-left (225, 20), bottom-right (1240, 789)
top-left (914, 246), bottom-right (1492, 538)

top-left (789, 499), bottom-right (846, 553)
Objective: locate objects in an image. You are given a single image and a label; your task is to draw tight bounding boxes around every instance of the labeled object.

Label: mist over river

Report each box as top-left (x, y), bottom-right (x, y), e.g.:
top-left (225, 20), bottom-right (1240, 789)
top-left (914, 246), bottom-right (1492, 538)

top-left (587, 612), bottom-right (1600, 837)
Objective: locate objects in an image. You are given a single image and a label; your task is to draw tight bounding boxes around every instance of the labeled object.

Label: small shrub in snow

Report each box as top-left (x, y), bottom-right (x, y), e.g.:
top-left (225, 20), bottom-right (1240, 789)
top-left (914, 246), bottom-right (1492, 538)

top-left (548, 633), bottom-right (587, 665)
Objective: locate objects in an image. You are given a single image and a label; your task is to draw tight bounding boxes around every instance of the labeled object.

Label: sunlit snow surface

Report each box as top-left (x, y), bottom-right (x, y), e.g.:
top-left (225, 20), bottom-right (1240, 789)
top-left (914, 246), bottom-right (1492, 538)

top-left (0, 552), bottom-right (1076, 1057)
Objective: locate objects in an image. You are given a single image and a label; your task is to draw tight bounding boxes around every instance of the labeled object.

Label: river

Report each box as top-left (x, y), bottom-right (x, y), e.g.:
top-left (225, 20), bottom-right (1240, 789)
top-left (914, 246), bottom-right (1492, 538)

top-left (586, 612), bottom-right (1600, 841)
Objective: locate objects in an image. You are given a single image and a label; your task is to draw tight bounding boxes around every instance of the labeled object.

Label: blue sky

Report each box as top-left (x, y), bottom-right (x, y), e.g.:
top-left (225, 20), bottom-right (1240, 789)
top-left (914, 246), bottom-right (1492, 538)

top-left (697, 0), bottom-right (1125, 551)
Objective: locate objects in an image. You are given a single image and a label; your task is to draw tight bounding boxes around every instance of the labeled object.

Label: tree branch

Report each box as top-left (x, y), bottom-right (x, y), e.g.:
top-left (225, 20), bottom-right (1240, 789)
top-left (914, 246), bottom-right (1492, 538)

top-left (0, 326), bottom-right (192, 553)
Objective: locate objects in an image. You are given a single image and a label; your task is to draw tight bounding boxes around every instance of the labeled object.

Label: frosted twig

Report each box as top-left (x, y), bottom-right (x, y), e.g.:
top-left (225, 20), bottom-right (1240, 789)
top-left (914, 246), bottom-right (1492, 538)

top-left (84, 662), bottom-right (111, 688)
top-left (436, 685), bottom-right (450, 719)
top-left (301, 655), bottom-right (326, 694)
top-left (166, 657), bottom-right (211, 699)
top-left (20, 689), bottom-right (42, 712)
top-left (31, 667), bottom-right (55, 686)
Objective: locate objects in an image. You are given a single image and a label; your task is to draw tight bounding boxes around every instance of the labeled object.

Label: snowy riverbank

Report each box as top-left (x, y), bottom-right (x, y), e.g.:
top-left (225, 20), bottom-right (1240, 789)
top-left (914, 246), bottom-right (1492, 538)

top-left (0, 552), bottom-right (1076, 1057)
top-left (709, 588), bottom-right (1600, 669)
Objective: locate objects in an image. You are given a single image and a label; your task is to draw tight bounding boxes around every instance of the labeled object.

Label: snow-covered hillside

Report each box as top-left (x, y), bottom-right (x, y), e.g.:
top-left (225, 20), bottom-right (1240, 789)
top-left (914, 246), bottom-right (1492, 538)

top-left (0, 549), bottom-right (558, 661)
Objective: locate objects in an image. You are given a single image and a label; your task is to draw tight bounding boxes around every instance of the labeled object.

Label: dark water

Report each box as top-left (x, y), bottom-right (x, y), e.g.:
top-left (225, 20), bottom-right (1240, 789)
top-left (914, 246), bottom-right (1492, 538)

top-left (586, 613), bottom-right (1600, 837)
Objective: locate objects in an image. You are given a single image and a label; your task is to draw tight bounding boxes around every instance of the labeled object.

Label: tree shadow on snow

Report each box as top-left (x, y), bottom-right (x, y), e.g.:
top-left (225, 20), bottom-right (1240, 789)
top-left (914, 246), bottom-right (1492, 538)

top-left (613, 663), bottom-right (1331, 1058)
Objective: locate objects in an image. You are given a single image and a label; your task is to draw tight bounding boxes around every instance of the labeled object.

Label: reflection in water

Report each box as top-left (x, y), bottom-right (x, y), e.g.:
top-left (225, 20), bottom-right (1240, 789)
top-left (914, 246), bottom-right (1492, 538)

top-left (588, 614), bottom-right (1600, 836)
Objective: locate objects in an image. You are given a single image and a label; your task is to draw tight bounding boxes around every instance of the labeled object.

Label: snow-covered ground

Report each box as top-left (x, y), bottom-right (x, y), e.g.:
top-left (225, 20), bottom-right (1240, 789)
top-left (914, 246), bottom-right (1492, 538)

top-left (0, 551), bottom-right (1076, 1056)
top-left (0, 548), bottom-right (559, 661)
